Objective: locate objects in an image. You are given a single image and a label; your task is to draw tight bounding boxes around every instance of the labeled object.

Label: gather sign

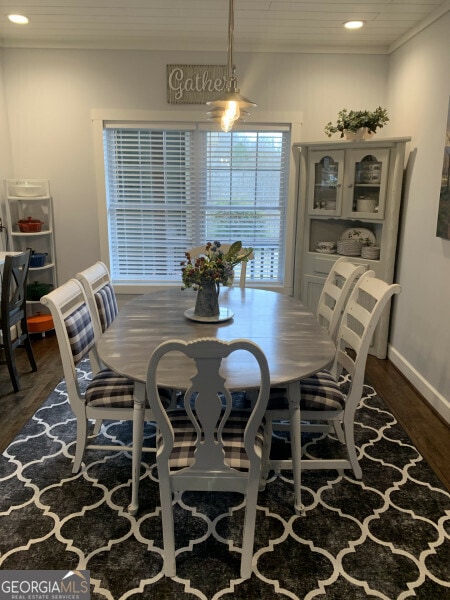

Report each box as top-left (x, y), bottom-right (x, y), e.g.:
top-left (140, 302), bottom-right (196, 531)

top-left (167, 64), bottom-right (227, 104)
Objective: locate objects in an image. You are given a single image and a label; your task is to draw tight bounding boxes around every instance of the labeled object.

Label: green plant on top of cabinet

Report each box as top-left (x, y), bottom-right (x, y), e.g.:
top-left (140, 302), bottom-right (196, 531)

top-left (324, 106), bottom-right (389, 138)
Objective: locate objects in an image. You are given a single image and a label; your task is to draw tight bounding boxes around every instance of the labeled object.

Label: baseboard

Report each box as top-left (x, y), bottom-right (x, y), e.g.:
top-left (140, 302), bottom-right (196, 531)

top-left (388, 345), bottom-right (450, 424)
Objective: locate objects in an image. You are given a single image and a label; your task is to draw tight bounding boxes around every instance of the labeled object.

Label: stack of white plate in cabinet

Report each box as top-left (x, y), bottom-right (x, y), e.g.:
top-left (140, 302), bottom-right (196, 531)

top-left (361, 245), bottom-right (380, 260)
top-left (337, 239), bottom-right (363, 256)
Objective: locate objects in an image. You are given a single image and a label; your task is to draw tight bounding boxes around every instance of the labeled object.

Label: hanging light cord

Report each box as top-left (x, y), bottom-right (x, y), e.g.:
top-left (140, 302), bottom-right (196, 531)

top-left (227, 0), bottom-right (234, 84)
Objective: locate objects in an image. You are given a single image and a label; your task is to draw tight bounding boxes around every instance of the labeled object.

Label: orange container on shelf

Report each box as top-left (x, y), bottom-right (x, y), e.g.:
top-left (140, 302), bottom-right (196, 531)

top-left (17, 217), bottom-right (44, 232)
top-left (27, 314), bottom-right (54, 333)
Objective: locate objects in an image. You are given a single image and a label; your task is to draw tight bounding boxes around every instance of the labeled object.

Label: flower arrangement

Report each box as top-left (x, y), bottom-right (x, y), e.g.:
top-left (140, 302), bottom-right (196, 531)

top-left (181, 241), bottom-right (253, 290)
top-left (324, 106), bottom-right (389, 138)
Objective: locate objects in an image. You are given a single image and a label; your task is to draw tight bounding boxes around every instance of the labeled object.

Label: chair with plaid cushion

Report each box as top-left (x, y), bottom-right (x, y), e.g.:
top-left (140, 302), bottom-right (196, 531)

top-left (256, 257), bottom-right (365, 487)
top-left (41, 278), bottom-right (172, 473)
top-left (130, 337), bottom-right (270, 579)
top-left (263, 271), bottom-right (401, 495)
top-left (77, 261), bottom-right (178, 413)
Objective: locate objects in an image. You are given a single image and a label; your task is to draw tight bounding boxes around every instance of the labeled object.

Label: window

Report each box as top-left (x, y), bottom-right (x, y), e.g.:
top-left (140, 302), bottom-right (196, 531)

top-left (103, 123), bottom-right (290, 284)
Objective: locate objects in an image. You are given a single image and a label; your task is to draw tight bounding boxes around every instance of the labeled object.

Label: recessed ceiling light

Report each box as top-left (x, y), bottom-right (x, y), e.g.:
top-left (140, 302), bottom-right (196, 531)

top-left (344, 20), bottom-right (365, 30)
top-left (8, 14), bottom-right (29, 25)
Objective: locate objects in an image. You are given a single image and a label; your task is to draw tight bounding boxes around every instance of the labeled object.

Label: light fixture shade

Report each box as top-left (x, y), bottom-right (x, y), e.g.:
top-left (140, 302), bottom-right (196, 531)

top-left (207, 90), bottom-right (257, 109)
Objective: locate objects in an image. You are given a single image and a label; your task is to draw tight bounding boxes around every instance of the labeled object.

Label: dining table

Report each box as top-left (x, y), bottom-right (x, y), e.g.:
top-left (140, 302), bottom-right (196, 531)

top-left (96, 286), bottom-right (335, 514)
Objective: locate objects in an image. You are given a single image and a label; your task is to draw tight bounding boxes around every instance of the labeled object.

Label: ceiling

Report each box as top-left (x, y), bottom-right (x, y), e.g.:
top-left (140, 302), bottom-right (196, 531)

top-left (0, 0), bottom-right (448, 54)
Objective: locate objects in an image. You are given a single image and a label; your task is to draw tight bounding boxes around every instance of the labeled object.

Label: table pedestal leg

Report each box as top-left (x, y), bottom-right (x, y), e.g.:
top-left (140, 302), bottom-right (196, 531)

top-left (288, 381), bottom-right (303, 515)
top-left (128, 381), bottom-right (146, 516)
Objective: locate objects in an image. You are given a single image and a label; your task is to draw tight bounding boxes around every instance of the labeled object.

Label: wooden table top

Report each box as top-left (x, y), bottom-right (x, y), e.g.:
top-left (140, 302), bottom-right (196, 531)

top-left (97, 287), bottom-right (335, 390)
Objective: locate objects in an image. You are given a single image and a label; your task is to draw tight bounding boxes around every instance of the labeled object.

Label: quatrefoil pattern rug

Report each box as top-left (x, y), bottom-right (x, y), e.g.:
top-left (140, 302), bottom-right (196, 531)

top-left (1, 360), bottom-right (449, 600)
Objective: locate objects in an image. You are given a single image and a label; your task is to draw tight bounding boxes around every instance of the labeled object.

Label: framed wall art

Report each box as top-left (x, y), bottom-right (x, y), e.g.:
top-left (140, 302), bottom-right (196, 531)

top-left (436, 97), bottom-right (450, 240)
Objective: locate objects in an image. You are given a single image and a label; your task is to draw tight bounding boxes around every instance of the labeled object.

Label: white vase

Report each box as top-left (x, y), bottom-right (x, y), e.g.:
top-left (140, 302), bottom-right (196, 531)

top-left (343, 129), bottom-right (356, 141)
top-left (344, 128), bottom-right (375, 141)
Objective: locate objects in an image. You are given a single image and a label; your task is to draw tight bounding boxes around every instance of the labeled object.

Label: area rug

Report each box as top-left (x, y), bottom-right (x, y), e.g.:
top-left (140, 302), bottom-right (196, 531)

top-left (1, 360), bottom-right (449, 600)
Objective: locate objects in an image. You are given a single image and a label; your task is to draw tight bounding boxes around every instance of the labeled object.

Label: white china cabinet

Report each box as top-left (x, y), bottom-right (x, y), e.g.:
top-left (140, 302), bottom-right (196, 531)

top-left (292, 137), bottom-right (410, 358)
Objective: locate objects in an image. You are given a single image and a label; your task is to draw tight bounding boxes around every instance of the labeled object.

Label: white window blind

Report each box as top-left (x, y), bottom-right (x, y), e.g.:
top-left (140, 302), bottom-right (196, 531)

top-left (103, 123), bottom-right (290, 284)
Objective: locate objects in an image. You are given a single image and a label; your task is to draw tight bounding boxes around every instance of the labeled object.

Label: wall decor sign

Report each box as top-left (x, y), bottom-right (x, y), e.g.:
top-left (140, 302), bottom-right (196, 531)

top-left (436, 96), bottom-right (450, 240)
top-left (167, 64), bottom-right (227, 104)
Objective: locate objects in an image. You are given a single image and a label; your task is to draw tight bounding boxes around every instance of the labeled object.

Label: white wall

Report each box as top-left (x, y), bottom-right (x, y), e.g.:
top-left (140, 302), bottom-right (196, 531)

top-left (0, 52), bottom-right (14, 250)
top-left (386, 11), bottom-right (450, 422)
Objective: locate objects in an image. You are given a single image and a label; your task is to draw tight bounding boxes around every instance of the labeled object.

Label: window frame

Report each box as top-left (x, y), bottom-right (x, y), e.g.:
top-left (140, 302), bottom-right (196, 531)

top-left (92, 109), bottom-right (301, 296)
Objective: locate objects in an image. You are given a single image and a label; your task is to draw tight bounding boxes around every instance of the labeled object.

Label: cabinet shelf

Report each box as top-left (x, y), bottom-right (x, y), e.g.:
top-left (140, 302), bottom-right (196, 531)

top-left (11, 230), bottom-right (53, 236)
top-left (309, 250), bottom-right (381, 263)
top-left (29, 263), bottom-right (55, 272)
top-left (354, 183), bottom-right (380, 188)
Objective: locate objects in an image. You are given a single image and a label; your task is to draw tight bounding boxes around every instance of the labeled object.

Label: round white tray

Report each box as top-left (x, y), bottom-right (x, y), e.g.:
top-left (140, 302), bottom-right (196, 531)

top-left (184, 307), bottom-right (234, 323)
top-left (340, 227), bottom-right (376, 246)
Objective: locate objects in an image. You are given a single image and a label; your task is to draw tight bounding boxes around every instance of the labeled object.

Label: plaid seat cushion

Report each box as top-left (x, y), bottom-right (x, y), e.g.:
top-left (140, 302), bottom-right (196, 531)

top-left (85, 368), bottom-right (173, 409)
top-left (157, 409), bottom-right (264, 472)
top-left (300, 370), bottom-right (345, 411)
top-left (85, 368), bottom-right (135, 408)
top-left (267, 369), bottom-right (345, 412)
top-left (65, 304), bottom-right (95, 363)
top-left (95, 283), bottom-right (118, 333)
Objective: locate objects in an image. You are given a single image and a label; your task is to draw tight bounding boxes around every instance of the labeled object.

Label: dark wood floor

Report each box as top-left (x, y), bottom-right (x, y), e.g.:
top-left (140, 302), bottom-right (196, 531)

top-left (0, 332), bottom-right (63, 452)
top-left (1, 332), bottom-right (449, 491)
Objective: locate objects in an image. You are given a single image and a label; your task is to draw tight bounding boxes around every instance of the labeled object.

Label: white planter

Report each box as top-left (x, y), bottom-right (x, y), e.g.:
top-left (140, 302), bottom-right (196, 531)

top-left (344, 128), bottom-right (375, 141)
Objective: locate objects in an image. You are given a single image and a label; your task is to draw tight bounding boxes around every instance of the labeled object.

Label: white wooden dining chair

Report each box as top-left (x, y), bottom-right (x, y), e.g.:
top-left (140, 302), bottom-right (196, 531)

top-left (263, 271), bottom-right (401, 495)
top-left (41, 278), bottom-right (173, 473)
top-left (316, 256), bottom-right (366, 342)
top-left (130, 337), bottom-right (271, 580)
top-left (186, 244), bottom-right (254, 288)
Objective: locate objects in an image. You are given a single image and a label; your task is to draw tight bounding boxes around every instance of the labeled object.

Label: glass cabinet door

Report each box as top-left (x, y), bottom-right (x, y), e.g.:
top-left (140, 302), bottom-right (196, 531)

top-left (344, 148), bottom-right (390, 219)
top-left (307, 150), bottom-right (344, 215)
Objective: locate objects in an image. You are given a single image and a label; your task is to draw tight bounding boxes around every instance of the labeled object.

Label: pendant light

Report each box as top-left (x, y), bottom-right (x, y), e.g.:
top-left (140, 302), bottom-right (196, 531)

top-left (207, 0), bottom-right (256, 132)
